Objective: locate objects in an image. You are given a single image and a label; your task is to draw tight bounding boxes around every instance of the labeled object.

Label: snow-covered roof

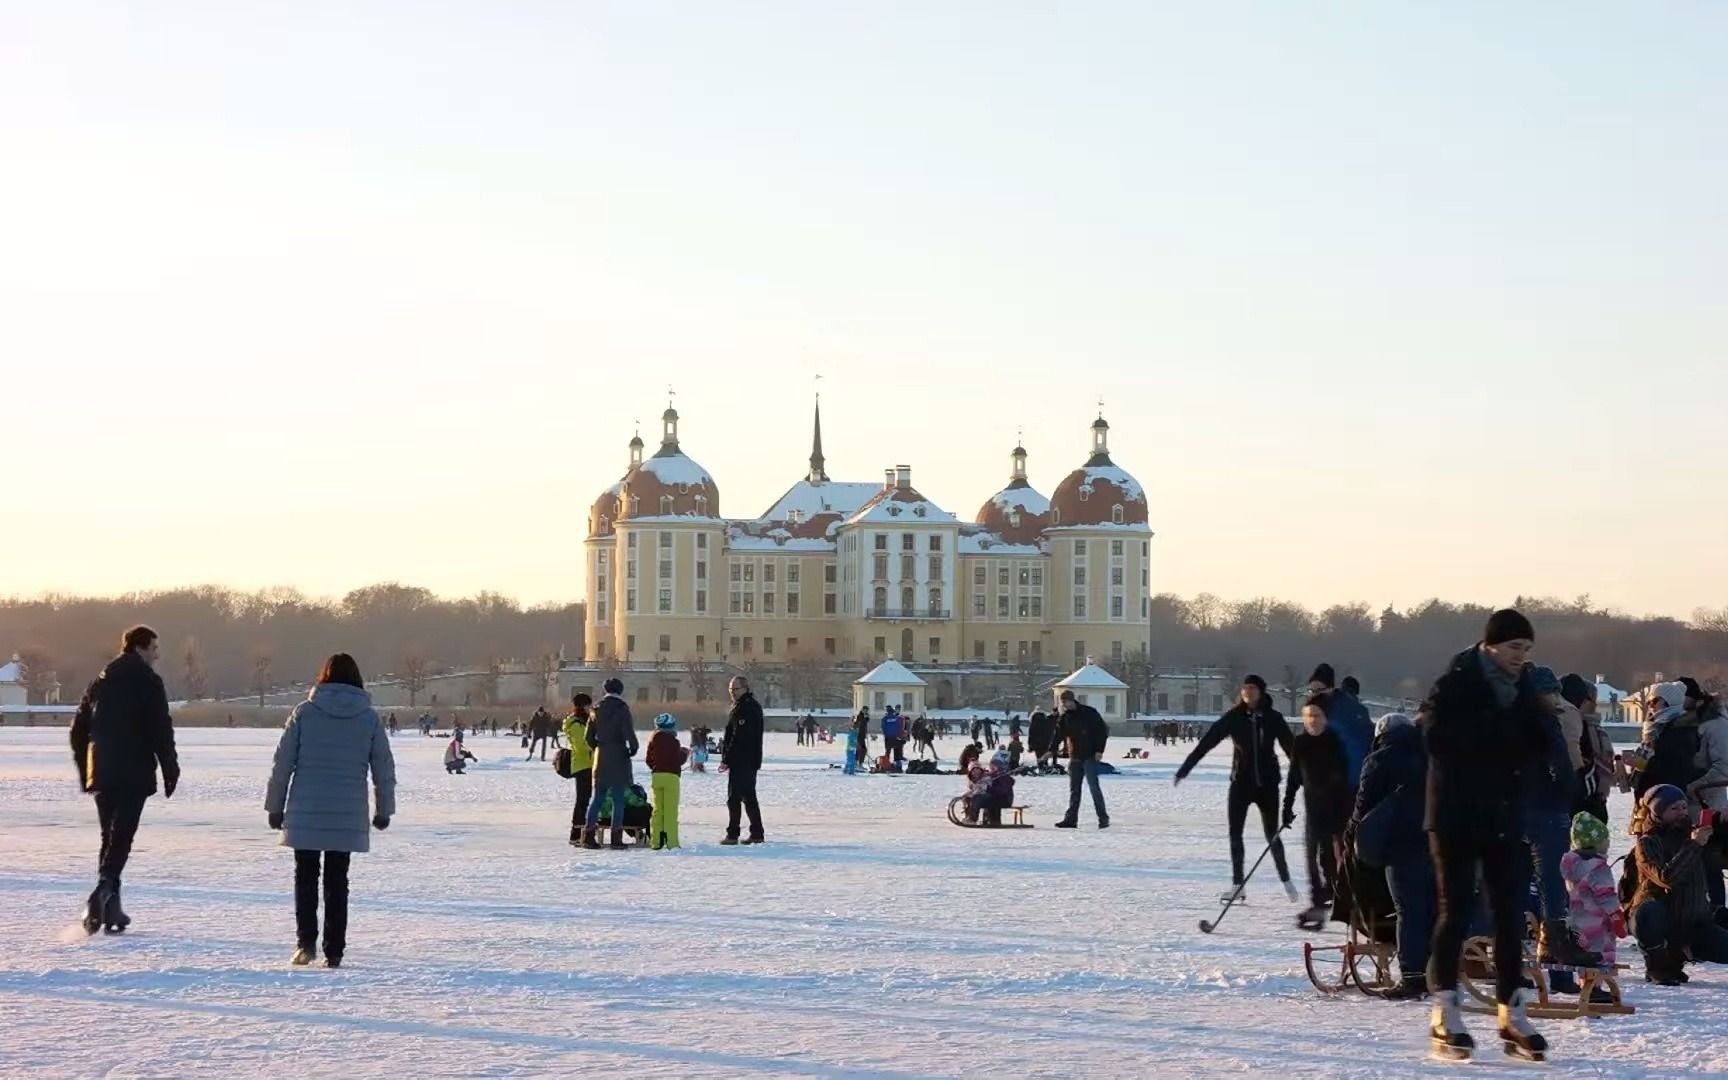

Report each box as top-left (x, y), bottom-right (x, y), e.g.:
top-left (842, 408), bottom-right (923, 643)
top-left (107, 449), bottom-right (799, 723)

top-left (958, 532), bottom-right (1043, 556)
top-left (1056, 663), bottom-right (1128, 691)
top-left (1596, 680), bottom-right (1627, 703)
top-left (847, 488), bottom-right (955, 525)
top-left (761, 480), bottom-right (882, 522)
top-left (639, 451), bottom-right (716, 491)
top-left (1072, 464), bottom-right (1145, 504)
top-left (988, 484), bottom-right (1050, 516)
top-left (1043, 522), bottom-right (1154, 534)
top-left (855, 659), bottom-right (927, 687)
top-left (0, 659), bottom-right (21, 684)
top-left (726, 533), bottom-right (836, 553)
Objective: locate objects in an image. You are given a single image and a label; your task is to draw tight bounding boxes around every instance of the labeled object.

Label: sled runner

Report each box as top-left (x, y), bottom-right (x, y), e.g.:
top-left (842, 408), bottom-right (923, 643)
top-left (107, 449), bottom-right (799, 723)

top-left (945, 796), bottom-right (1033, 829)
top-left (1304, 850), bottom-right (1398, 996)
top-left (1458, 915), bottom-right (1635, 1019)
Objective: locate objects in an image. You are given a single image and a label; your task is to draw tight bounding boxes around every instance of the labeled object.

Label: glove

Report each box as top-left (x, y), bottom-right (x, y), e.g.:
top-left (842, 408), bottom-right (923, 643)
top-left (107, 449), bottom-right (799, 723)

top-left (163, 770), bottom-right (179, 799)
top-left (268, 811), bottom-right (284, 830)
top-left (1282, 807), bottom-right (1296, 829)
top-left (373, 814), bottom-right (390, 830)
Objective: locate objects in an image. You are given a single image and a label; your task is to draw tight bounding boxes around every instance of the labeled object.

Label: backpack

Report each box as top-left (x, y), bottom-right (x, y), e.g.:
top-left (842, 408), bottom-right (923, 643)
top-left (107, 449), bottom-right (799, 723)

top-left (552, 747), bottom-right (574, 779)
top-left (1616, 853), bottom-right (1637, 907)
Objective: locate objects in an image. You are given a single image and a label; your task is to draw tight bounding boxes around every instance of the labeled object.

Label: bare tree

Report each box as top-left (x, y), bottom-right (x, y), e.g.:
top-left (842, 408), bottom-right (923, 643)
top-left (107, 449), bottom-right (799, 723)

top-left (1282, 663), bottom-right (1302, 716)
top-left (1011, 649), bottom-right (1047, 713)
top-left (180, 637), bottom-right (208, 702)
top-left (401, 652), bottom-right (430, 708)
top-left (534, 647), bottom-right (560, 706)
top-left (17, 648), bottom-right (60, 704)
top-left (251, 649), bottom-right (274, 708)
top-left (651, 654), bottom-right (673, 703)
top-left (685, 654), bottom-right (715, 703)
top-left (480, 656), bottom-right (502, 706)
top-left (784, 651), bottom-right (837, 708)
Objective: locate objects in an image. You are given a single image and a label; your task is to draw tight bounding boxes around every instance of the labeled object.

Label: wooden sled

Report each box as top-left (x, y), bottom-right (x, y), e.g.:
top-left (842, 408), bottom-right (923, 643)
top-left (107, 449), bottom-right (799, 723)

top-left (946, 797), bottom-right (1033, 829)
top-left (1458, 917), bottom-right (1635, 1019)
top-left (1305, 855), bottom-right (1399, 997)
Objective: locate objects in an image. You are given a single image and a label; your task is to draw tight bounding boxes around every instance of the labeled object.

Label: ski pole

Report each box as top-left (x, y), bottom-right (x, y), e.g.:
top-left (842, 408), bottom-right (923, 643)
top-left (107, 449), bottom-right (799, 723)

top-left (1199, 823), bottom-right (1290, 934)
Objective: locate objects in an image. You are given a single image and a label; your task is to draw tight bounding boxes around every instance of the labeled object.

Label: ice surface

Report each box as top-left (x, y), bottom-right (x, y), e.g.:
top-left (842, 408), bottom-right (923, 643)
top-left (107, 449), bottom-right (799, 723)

top-left (2, 729), bottom-right (1720, 1078)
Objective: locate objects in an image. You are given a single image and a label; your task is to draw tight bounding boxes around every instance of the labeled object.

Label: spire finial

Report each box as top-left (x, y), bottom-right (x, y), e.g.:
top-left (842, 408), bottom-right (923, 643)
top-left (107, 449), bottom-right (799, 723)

top-left (808, 381), bottom-right (828, 483)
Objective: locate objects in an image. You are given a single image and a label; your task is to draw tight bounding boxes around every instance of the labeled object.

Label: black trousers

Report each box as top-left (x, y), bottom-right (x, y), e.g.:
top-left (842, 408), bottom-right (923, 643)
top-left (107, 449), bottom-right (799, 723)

top-left (570, 771), bottom-right (593, 842)
top-left (1225, 783), bottom-right (1290, 884)
top-left (1303, 822), bottom-right (1340, 907)
top-left (528, 736), bottom-right (548, 760)
top-left (726, 767), bottom-right (763, 838)
top-left (95, 791), bottom-right (148, 886)
top-left (294, 850), bottom-right (352, 959)
top-left (1428, 830), bottom-right (1528, 1003)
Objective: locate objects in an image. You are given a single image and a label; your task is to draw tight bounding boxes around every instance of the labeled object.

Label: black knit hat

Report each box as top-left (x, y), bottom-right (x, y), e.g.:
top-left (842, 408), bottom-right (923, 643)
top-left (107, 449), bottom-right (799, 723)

top-left (1243, 674), bottom-right (1268, 692)
top-left (1341, 675), bottom-right (1361, 696)
top-left (1309, 663), bottom-right (1336, 688)
top-left (1679, 676), bottom-right (1704, 702)
top-left (1483, 608), bottom-right (1535, 646)
top-left (1559, 674), bottom-right (1593, 709)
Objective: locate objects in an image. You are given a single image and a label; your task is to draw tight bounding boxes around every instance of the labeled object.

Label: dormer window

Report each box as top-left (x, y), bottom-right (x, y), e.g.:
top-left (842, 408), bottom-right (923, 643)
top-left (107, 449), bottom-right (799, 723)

top-left (913, 505), bottom-right (926, 517)
top-left (629, 496), bottom-right (640, 515)
top-left (695, 495), bottom-right (708, 515)
top-left (1008, 509), bottom-right (1021, 528)
top-left (660, 495), bottom-right (674, 515)
top-left (1111, 504), bottom-right (1124, 525)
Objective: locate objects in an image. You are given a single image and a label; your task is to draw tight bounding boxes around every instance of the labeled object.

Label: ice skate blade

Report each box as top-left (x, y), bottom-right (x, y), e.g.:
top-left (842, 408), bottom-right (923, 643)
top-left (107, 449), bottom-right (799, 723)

top-left (1502, 1041), bottom-right (1546, 1062)
top-left (1429, 1042), bottom-right (1472, 1063)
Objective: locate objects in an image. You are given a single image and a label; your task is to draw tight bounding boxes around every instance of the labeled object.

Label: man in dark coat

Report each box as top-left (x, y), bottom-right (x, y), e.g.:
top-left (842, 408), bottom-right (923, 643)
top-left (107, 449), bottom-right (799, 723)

top-left (1027, 709), bottom-right (1056, 767)
top-left (1052, 690), bottom-right (1109, 829)
top-left (526, 705), bottom-right (552, 761)
top-left (721, 675), bottom-right (766, 845)
top-left (69, 625), bottom-right (180, 933)
top-left (1420, 609), bottom-right (1553, 1061)
top-left (1175, 675), bottom-right (1297, 901)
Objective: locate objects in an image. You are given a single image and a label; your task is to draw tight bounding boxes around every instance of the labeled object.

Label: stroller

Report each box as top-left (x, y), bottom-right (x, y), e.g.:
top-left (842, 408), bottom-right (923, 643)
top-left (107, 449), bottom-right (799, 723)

top-left (1304, 848), bottom-right (1400, 996)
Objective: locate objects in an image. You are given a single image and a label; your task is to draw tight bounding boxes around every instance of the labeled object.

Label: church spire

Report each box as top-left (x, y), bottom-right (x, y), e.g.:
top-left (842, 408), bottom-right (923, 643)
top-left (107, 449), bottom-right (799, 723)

top-left (808, 391), bottom-right (828, 483)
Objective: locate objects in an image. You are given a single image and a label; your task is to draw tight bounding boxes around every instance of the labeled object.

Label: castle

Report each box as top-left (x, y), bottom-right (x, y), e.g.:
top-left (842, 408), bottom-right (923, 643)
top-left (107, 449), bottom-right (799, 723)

top-left (573, 399), bottom-right (1153, 709)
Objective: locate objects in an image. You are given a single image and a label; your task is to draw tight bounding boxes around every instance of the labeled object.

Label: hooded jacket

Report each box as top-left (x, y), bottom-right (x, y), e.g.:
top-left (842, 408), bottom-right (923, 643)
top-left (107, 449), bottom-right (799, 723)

top-left (69, 651), bottom-right (180, 797)
top-left (1176, 699), bottom-right (1294, 790)
top-left (265, 683), bottom-right (396, 854)
top-left (1634, 705), bottom-right (1702, 800)
top-left (1352, 722), bottom-right (1428, 862)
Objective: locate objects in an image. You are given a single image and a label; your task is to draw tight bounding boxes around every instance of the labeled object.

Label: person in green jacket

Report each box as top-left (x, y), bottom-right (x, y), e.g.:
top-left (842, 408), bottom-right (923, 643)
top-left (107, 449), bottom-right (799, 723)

top-left (564, 693), bottom-right (595, 846)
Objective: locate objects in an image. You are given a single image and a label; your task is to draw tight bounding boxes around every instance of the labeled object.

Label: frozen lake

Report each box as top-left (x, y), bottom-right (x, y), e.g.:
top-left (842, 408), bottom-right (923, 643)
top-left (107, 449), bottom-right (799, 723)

top-left (2, 727), bottom-right (1722, 1078)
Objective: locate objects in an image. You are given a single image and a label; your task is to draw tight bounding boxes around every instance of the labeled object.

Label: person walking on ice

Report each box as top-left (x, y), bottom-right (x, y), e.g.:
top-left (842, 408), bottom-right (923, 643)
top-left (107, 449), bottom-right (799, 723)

top-left (1284, 696), bottom-right (1352, 930)
top-left (1174, 675), bottom-right (1299, 903)
top-left (1051, 689), bottom-right (1109, 829)
top-left (645, 713), bottom-right (688, 849)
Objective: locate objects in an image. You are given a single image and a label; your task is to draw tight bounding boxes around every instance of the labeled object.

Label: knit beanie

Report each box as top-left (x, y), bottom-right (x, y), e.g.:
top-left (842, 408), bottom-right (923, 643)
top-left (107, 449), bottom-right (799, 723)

top-left (1641, 784), bottom-right (1687, 820)
top-left (1527, 666), bottom-right (1562, 695)
top-left (603, 677), bottom-right (624, 696)
top-left (1559, 674), bottom-right (1594, 710)
top-left (1649, 681), bottom-right (1689, 710)
top-left (1341, 675), bottom-right (1361, 696)
top-left (1678, 676), bottom-right (1704, 703)
top-left (1483, 608), bottom-right (1535, 646)
top-left (654, 712), bottom-right (677, 731)
top-left (1309, 663), bottom-right (1336, 688)
top-left (1570, 811), bottom-right (1608, 854)
top-left (1243, 674), bottom-right (1268, 692)
top-left (1374, 712), bottom-right (1413, 739)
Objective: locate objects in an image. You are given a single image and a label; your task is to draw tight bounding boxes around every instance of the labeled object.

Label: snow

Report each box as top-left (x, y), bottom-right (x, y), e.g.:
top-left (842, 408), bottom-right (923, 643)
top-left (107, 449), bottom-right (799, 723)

top-left (3, 728), bottom-right (1721, 1078)
top-left (1074, 464), bottom-right (1145, 504)
top-left (0, 659), bottom-right (21, 684)
top-left (854, 659), bottom-right (926, 686)
top-left (1055, 662), bottom-right (1128, 691)
top-left (639, 451), bottom-right (716, 489)
top-left (957, 532), bottom-right (1043, 555)
top-left (846, 495), bottom-right (957, 525)
top-left (989, 485), bottom-right (1050, 515)
top-left (725, 531), bottom-right (836, 553)
top-left (760, 481), bottom-right (883, 522)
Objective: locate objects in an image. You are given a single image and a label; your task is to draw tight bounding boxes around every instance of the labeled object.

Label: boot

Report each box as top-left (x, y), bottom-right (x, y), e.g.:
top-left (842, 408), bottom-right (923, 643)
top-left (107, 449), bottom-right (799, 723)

top-left (1297, 904), bottom-right (1328, 931)
top-left (719, 834), bottom-right (740, 846)
top-left (81, 882), bottom-right (112, 936)
top-left (103, 884), bottom-right (130, 932)
top-left (1497, 989), bottom-right (1548, 1062)
top-left (1383, 974), bottom-right (1428, 1000)
top-left (1429, 989), bottom-right (1474, 1061)
top-left (1548, 970), bottom-right (1580, 995)
top-left (742, 833), bottom-right (765, 846)
top-left (1054, 818), bottom-right (1078, 829)
top-left (1644, 944), bottom-right (1684, 986)
top-left (1538, 918), bottom-right (1601, 968)
top-left (609, 826), bottom-right (627, 850)
top-left (581, 828), bottom-right (602, 850)
top-left (290, 947), bottom-right (315, 966)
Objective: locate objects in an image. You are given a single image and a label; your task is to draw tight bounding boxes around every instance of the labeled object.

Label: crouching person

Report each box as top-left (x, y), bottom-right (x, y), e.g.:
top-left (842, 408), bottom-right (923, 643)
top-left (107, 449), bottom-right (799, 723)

top-left (1629, 784), bottom-right (1728, 985)
top-left (444, 732), bottom-right (475, 774)
top-left (645, 713), bottom-right (688, 850)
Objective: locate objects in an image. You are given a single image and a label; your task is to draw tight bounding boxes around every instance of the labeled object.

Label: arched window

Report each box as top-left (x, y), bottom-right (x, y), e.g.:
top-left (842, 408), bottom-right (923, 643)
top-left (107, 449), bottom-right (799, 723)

top-left (694, 494), bottom-right (708, 515)
top-left (1111, 504), bottom-right (1124, 524)
top-left (1051, 508), bottom-right (1061, 525)
top-left (928, 587), bottom-right (942, 615)
top-left (660, 495), bottom-right (674, 515)
top-left (873, 586), bottom-right (887, 614)
top-left (901, 585), bottom-right (915, 612)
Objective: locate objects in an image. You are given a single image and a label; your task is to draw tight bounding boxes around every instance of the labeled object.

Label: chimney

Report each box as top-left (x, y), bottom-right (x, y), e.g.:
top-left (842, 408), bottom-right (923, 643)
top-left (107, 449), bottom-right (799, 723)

top-left (884, 468), bottom-right (895, 490)
top-left (895, 464), bottom-right (911, 490)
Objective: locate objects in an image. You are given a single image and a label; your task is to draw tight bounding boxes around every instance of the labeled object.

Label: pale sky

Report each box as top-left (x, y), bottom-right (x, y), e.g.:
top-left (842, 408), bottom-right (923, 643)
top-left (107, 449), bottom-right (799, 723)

top-left (3, 2), bottom-right (1724, 619)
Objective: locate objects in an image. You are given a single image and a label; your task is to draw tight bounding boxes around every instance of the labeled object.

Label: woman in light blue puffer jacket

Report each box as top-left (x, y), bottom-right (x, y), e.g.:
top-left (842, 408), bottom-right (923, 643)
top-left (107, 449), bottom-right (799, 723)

top-left (265, 653), bottom-right (396, 968)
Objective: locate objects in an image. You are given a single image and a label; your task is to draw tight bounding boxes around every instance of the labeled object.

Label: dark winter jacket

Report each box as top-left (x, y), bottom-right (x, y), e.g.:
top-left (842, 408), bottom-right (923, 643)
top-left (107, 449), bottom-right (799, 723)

top-left (1321, 688), bottom-right (1374, 787)
top-left (1351, 724), bottom-right (1427, 861)
top-left (645, 730), bottom-right (688, 775)
top-left (1027, 711), bottom-right (1055, 754)
top-left (1419, 646), bottom-right (1549, 840)
top-left (587, 694), bottom-right (638, 788)
top-left (69, 651), bottom-right (180, 797)
top-left (1051, 703), bottom-right (1109, 759)
top-left (1634, 712), bottom-right (1703, 800)
top-left (1631, 819), bottom-right (1711, 938)
top-left (1284, 727), bottom-right (1352, 835)
top-left (722, 692), bottom-right (765, 772)
top-left (1175, 701), bottom-right (1294, 790)
top-left (1522, 706), bottom-right (1579, 818)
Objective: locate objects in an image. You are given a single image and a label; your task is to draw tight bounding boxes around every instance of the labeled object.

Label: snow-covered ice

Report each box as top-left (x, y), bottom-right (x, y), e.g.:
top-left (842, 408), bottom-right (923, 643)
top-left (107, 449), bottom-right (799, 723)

top-left (4, 728), bottom-right (1724, 1078)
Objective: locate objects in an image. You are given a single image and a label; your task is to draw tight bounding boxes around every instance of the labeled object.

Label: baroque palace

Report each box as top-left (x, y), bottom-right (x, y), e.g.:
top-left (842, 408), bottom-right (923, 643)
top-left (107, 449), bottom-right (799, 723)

top-left (572, 399), bottom-right (1153, 709)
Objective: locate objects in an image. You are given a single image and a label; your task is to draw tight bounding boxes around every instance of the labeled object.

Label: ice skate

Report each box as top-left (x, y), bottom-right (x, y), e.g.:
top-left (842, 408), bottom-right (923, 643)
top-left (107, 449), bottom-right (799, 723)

top-left (1497, 989), bottom-right (1547, 1062)
top-left (102, 884), bottom-right (131, 933)
top-left (1283, 879), bottom-right (1299, 903)
top-left (290, 947), bottom-right (315, 966)
top-left (1296, 904), bottom-right (1328, 931)
top-left (1219, 888), bottom-right (1246, 905)
top-left (1429, 990), bottom-right (1474, 1062)
top-left (81, 883), bottom-right (112, 936)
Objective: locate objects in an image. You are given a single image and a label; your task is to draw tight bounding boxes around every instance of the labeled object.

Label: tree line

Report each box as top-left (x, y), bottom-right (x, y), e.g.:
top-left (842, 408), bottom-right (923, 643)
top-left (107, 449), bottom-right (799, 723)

top-left (1, 585), bottom-right (583, 705)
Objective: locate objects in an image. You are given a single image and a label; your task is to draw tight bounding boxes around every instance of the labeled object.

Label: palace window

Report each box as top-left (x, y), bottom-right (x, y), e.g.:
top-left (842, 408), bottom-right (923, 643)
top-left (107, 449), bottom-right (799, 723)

top-left (927, 555), bottom-right (941, 580)
top-left (902, 533), bottom-right (915, 551)
top-left (874, 534), bottom-right (887, 551)
top-left (658, 588), bottom-right (672, 613)
top-left (1074, 596), bottom-right (1087, 618)
top-left (696, 590), bottom-right (707, 613)
top-left (874, 586), bottom-right (887, 612)
top-left (998, 641), bottom-right (1009, 664)
top-left (1111, 505), bottom-right (1123, 524)
top-left (824, 594), bottom-right (837, 614)
top-left (764, 563), bottom-right (776, 584)
top-left (659, 634), bottom-right (672, 654)
top-left (973, 594), bottom-right (986, 617)
top-left (788, 563), bottom-right (800, 584)
top-left (974, 565), bottom-right (986, 587)
top-left (998, 567), bottom-right (1009, 586)
top-left (787, 593), bottom-right (800, 614)
top-left (763, 592), bottom-right (776, 614)
top-left (929, 535), bottom-right (942, 552)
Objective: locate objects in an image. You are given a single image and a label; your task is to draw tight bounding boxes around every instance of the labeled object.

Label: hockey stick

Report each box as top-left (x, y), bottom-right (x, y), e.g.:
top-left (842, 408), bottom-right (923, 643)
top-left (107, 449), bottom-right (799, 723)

top-left (1199, 823), bottom-right (1291, 934)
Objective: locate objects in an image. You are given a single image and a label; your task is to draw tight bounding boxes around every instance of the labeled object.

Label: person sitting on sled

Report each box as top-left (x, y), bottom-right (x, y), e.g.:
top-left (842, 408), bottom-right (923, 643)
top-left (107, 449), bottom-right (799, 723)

top-left (1284, 696), bottom-right (1351, 930)
top-left (963, 750), bottom-right (1015, 824)
top-left (1557, 810), bottom-right (1621, 1001)
top-left (444, 731), bottom-right (476, 774)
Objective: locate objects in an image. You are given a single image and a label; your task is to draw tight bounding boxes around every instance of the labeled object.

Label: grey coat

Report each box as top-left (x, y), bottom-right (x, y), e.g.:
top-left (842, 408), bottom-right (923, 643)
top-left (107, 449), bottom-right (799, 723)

top-left (265, 683), bottom-right (397, 853)
top-left (587, 694), bottom-right (638, 789)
